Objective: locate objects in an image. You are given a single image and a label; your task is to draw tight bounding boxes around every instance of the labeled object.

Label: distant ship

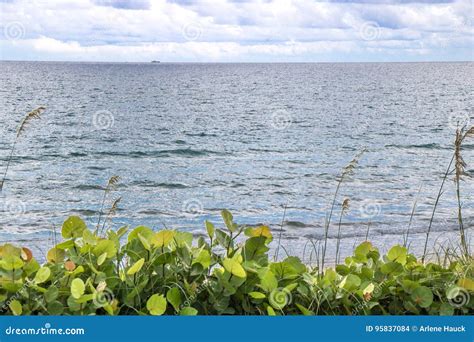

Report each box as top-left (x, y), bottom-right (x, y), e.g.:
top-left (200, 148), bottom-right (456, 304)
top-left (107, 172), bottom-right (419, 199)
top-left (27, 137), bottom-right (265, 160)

top-left (151, 60), bottom-right (160, 63)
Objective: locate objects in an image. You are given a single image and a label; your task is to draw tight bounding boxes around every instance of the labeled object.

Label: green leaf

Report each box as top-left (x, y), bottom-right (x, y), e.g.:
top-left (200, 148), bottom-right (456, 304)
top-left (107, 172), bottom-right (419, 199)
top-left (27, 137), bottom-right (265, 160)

top-left (34, 266), bottom-right (51, 284)
top-left (152, 230), bottom-right (175, 248)
top-left (82, 229), bottom-right (97, 245)
top-left (9, 300), bottom-right (22, 315)
top-left (243, 236), bottom-right (269, 261)
top-left (245, 225), bottom-right (272, 239)
top-left (67, 296), bottom-right (81, 312)
top-left (71, 278), bottom-right (85, 299)
top-left (411, 286), bottom-right (433, 308)
top-left (23, 258), bottom-right (40, 276)
top-left (387, 245), bottom-right (407, 265)
top-left (173, 232), bottom-right (193, 248)
top-left (205, 220), bottom-right (215, 238)
top-left (339, 274), bottom-right (361, 291)
top-left (221, 209), bottom-right (237, 232)
top-left (380, 261), bottom-right (403, 275)
top-left (295, 303), bottom-right (314, 315)
top-left (267, 306), bottom-right (276, 316)
top-left (93, 240), bottom-right (116, 258)
top-left (258, 268), bottom-right (278, 293)
top-left (354, 241), bottom-right (374, 257)
top-left (439, 302), bottom-right (454, 316)
top-left (223, 258), bottom-right (246, 278)
top-left (401, 279), bottom-right (419, 294)
top-left (458, 278), bottom-right (474, 291)
top-left (362, 283), bottom-right (375, 295)
top-left (446, 285), bottom-right (462, 300)
top-left (166, 287), bottom-right (182, 312)
top-left (62, 216), bottom-right (87, 239)
top-left (147, 294), bottom-right (167, 315)
top-left (1, 255), bottom-right (24, 270)
top-left (128, 226), bottom-right (153, 242)
top-left (138, 233), bottom-right (151, 251)
top-left (47, 301), bottom-right (64, 315)
top-left (116, 226), bottom-right (129, 239)
top-left (55, 239), bottom-right (75, 250)
top-left (270, 257), bottom-right (306, 280)
top-left (193, 249), bottom-right (211, 269)
top-left (335, 264), bottom-right (350, 275)
top-left (323, 268), bottom-right (337, 283)
top-left (76, 294), bottom-right (95, 304)
top-left (47, 248), bottom-right (65, 263)
top-left (180, 307), bottom-right (198, 315)
top-left (97, 252), bottom-right (107, 266)
top-left (215, 229), bottom-right (232, 249)
top-left (127, 258), bottom-right (145, 276)
top-left (249, 291), bottom-right (266, 299)
top-left (44, 286), bottom-right (59, 303)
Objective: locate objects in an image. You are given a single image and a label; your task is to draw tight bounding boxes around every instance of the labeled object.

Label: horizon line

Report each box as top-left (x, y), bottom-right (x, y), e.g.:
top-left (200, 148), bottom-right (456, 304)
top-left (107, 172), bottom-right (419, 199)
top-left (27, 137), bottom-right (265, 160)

top-left (1, 59), bottom-right (473, 64)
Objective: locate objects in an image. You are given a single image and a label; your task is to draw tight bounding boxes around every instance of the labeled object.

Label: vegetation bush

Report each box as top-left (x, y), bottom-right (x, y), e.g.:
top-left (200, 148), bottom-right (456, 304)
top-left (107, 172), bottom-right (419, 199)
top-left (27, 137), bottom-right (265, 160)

top-left (0, 210), bottom-right (472, 316)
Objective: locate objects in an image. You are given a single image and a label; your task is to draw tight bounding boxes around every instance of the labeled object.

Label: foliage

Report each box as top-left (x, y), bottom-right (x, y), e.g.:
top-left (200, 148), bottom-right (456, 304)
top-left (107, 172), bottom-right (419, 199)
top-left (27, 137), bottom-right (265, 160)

top-left (0, 211), bottom-right (472, 316)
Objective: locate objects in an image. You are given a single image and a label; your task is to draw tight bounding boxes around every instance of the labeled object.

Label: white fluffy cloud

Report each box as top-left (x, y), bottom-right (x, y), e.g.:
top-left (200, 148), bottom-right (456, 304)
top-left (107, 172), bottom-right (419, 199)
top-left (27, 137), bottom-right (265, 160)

top-left (0, 0), bottom-right (472, 61)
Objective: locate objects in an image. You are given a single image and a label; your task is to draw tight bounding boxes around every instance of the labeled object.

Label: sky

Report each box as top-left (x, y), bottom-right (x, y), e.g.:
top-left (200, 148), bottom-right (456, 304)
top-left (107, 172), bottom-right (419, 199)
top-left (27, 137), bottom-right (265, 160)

top-left (0, 0), bottom-right (472, 62)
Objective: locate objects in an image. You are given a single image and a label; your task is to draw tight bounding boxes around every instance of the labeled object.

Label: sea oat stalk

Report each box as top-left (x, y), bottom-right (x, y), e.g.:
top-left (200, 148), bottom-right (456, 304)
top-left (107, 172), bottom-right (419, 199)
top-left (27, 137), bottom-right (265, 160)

top-left (0, 107), bottom-right (46, 192)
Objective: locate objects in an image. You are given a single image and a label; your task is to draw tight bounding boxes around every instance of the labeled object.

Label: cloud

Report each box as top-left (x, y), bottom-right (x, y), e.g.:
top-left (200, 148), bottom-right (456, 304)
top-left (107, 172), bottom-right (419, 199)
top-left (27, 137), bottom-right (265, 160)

top-left (0, 0), bottom-right (472, 62)
top-left (93, 0), bottom-right (151, 10)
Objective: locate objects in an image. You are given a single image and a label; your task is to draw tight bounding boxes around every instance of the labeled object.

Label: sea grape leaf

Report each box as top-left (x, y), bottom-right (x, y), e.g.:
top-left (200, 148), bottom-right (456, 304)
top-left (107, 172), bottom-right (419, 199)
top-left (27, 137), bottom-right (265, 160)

top-left (71, 278), bottom-right (85, 299)
top-left (127, 258), bottom-right (145, 275)
top-left (62, 216), bottom-right (87, 239)
top-left (147, 294), bottom-right (167, 315)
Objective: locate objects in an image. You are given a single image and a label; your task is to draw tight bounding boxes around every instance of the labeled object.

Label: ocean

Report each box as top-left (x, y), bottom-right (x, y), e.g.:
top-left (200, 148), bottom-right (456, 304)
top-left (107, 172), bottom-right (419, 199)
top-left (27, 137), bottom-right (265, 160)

top-left (0, 61), bottom-right (473, 261)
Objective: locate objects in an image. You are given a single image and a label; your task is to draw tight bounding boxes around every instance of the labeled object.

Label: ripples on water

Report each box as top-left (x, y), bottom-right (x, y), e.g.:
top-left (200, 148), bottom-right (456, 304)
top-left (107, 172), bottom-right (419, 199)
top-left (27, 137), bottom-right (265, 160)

top-left (0, 62), bottom-right (473, 260)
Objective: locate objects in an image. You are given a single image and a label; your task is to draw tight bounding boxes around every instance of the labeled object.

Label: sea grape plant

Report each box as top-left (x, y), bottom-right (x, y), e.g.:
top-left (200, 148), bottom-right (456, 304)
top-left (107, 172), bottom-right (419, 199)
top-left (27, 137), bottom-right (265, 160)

top-left (0, 210), bottom-right (472, 316)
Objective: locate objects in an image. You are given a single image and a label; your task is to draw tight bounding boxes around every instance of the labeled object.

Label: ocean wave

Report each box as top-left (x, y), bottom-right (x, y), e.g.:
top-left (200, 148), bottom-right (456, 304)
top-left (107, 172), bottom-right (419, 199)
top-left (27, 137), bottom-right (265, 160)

top-left (131, 181), bottom-right (190, 189)
top-left (385, 143), bottom-right (446, 150)
top-left (92, 148), bottom-right (225, 158)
